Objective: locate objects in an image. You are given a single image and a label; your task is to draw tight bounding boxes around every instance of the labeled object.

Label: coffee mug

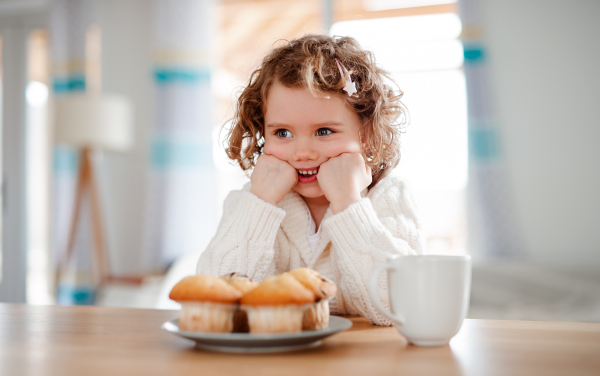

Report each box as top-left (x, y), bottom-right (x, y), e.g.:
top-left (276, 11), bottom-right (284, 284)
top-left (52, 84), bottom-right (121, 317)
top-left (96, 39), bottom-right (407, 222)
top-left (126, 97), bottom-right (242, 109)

top-left (368, 255), bottom-right (471, 346)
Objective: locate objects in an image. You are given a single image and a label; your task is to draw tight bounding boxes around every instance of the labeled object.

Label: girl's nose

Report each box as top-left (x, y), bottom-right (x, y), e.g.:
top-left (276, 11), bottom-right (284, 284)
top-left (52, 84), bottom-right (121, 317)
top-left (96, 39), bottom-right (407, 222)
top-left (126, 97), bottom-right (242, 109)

top-left (293, 142), bottom-right (319, 161)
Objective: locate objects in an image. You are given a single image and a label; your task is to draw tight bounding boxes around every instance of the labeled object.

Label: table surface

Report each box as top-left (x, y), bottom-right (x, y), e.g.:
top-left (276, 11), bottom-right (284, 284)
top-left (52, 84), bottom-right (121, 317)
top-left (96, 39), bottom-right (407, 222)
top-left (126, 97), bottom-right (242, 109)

top-left (1, 303), bottom-right (600, 376)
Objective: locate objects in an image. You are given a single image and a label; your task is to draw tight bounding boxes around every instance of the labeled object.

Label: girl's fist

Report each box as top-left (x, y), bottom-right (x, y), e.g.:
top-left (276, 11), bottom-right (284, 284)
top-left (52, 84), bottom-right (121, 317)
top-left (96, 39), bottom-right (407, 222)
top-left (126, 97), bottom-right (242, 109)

top-left (317, 153), bottom-right (372, 214)
top-left (250, 154), bottom-right (298, 205)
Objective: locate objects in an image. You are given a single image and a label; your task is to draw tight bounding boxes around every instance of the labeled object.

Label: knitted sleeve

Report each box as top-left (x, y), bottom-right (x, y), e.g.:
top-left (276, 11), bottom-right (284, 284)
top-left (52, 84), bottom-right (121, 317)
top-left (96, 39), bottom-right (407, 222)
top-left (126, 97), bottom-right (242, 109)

top-left (196, 186), bottom-right (286, 280)
top-left (322, 176), bottom-right (424, 326)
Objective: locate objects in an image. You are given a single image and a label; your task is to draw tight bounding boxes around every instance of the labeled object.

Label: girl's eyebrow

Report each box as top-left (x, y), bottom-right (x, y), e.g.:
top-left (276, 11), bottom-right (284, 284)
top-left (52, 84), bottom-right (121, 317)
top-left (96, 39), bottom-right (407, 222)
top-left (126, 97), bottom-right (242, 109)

top-left (265, 121), bottom-right (344, 128)
top-left (265, 122), bottom-right (288, 129)
top-left (313, 121), bottom-right (344, 127)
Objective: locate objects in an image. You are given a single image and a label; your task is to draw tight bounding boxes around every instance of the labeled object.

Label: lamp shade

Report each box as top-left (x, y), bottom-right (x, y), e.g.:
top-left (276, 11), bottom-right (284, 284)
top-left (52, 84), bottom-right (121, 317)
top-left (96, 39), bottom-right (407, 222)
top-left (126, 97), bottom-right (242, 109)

top-left (54, 94), bottom-right (134, 151)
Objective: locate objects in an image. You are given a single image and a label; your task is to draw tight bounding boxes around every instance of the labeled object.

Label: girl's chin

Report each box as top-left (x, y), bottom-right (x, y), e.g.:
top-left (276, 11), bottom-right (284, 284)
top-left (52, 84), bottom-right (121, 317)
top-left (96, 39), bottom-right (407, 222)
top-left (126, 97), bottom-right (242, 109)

top-left (292, 184), bottom-right (324, 199)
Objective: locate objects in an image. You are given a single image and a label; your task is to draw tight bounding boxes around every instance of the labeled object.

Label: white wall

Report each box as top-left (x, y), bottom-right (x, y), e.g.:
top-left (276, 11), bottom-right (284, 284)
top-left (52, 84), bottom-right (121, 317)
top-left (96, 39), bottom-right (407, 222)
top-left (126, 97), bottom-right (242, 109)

top-left (94, 0), bottom-right (154, 275)
top-left (482, 0), bottom-right (600, 266)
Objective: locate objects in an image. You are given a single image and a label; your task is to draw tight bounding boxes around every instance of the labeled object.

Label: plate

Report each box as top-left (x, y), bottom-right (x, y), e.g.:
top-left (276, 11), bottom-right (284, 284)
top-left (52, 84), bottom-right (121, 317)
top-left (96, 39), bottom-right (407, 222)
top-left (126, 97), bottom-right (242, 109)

top-left (162, 316), bottom-right (353, 353)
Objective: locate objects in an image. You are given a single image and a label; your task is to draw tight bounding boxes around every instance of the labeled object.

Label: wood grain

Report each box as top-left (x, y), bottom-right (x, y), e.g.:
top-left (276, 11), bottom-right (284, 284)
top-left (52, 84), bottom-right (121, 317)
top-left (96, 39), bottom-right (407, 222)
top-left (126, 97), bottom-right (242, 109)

top-left (1, 304), bottom-right (599, 376)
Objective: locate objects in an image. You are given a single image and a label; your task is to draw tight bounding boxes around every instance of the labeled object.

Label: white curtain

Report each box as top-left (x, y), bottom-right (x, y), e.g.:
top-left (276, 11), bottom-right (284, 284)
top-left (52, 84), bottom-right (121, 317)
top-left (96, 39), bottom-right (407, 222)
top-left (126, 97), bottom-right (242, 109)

top-left (51, 0), bottom-right (96, 304)
top-left (459, 0), bottom-right (523, 258)
top-left (144, 0), bottom-right (218, 271)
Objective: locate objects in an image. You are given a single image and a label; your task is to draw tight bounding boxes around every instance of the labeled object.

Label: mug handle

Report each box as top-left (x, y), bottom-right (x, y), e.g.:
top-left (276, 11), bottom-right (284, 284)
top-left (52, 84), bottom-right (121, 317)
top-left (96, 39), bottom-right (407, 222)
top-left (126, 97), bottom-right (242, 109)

top-left (368, 263), bottom-right (405, 325)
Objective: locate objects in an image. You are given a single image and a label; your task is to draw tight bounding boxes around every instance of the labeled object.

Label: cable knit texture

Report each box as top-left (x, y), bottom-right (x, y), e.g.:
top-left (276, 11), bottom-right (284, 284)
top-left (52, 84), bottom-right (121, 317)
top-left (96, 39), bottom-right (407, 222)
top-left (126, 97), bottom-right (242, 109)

top-left (197, 174), bottom-right (424, 325)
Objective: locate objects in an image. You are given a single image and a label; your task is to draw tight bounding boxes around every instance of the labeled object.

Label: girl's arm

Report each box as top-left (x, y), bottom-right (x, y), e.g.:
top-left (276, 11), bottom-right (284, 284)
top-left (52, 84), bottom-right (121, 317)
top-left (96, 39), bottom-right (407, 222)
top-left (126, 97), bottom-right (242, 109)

top-left (196, 186), bottom-right (285, 280)
top-left (323, 176), bottom-right (424, 326)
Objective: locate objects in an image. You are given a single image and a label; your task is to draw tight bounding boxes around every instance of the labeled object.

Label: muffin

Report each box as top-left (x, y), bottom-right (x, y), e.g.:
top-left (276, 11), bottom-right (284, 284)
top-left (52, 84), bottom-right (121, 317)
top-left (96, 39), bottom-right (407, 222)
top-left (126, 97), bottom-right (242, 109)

top-left (289, 268), bottom-right (337, 330)
top-left (169, 275), bottom-right (242, 333)
top-left (220, 272), bottom-right (259, 294)
top-left (219, 273), bottom-right (259, 332)
top-left (240, 273), bottom-right (315, 333)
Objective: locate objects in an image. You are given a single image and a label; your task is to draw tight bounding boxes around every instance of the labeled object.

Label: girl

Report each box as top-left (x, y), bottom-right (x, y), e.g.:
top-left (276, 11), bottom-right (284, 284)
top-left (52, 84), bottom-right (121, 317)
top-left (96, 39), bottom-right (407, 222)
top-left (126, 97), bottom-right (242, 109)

top-left (197, 34), bottom-right (424, 326)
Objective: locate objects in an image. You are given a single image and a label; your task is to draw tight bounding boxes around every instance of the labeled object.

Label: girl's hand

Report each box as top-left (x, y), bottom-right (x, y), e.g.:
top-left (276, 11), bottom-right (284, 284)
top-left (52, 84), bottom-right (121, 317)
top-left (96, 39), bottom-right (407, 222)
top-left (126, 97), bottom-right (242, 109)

top-left (317, 153), bottom-right (372, 214)
top-left (250, 154), bottom-right (298, 205)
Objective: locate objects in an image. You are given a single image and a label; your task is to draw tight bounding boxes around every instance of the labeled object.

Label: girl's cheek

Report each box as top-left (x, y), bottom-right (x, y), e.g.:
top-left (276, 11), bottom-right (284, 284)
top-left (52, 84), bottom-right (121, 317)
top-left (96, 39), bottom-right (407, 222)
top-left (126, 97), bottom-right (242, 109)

top-left (263, 141), bottom-right (286, 159)
top-left (325, 140), bottom-right (362, 157)
top-left (263, 138), bottom-right (274, 154)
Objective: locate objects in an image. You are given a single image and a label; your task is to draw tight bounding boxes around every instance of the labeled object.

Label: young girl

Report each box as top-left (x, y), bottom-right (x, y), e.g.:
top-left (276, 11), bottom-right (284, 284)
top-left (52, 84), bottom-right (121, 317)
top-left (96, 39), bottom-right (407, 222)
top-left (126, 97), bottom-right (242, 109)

top-left (197, 34), bottom-right (424, 326)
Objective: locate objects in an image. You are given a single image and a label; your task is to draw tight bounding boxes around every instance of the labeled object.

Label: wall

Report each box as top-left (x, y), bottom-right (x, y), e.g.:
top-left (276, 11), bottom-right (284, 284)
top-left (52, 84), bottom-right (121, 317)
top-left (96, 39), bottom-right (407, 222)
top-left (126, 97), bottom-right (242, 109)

top-left (481, 0), bottom-right (600, 267)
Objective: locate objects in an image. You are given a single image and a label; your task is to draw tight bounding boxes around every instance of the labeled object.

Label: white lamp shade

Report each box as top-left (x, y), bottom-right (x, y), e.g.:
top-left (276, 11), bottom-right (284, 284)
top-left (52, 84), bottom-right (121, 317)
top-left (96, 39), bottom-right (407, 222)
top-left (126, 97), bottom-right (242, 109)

top-left (55, 94), bottom-right (134, 151)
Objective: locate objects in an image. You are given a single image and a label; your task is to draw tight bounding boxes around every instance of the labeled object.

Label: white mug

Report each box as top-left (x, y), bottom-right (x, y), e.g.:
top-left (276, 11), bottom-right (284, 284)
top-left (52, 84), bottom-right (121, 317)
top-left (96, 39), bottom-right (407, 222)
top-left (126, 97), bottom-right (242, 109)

top-left (368, 255), bottom-right (471, 346)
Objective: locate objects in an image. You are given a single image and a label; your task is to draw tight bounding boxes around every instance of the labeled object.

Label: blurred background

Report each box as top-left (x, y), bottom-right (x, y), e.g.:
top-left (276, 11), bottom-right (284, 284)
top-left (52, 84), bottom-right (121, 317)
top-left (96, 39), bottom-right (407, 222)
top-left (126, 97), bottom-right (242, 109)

top-left (0, 0), bottom-right (598, 322)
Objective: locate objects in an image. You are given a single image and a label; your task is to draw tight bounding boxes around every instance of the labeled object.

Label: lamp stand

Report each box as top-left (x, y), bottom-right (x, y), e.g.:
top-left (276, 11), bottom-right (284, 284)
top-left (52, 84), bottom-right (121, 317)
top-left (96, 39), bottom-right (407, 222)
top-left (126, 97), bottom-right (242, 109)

top-left (55, 147), bottom-right (109, 292)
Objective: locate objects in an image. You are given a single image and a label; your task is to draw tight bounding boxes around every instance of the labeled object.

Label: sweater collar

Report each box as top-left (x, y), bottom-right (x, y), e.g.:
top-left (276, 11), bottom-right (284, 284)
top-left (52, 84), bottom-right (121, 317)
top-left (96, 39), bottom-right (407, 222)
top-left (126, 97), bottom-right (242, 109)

top-left (276, 190), bottom-right (332, 267)
top-left (275, 187), bottom-right (368, 267)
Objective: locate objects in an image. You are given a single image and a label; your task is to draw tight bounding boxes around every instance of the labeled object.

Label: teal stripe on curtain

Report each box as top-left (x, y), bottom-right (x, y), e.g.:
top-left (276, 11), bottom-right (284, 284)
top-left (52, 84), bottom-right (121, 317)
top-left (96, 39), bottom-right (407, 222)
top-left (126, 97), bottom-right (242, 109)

top-left (469, 128), bottom-right (502, 161)
top-left (52, 74), bottom-right (87, 93)
top-left (154, 67), bottom-right (211, 84)
top-left (56, 285), bottom-right (95, 305)
top-left (463, 45), bottom-right (485, 63)
top-left (53, 147), bottom-right (79, 176)
top-left (151, 138), bottom-right (214, 168)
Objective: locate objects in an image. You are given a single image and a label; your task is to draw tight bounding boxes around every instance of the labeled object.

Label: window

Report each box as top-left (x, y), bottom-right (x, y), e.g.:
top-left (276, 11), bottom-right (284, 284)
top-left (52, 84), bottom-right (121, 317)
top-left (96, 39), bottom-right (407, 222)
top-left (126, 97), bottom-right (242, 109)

top-left (331, 13), bottom-right (468, 255)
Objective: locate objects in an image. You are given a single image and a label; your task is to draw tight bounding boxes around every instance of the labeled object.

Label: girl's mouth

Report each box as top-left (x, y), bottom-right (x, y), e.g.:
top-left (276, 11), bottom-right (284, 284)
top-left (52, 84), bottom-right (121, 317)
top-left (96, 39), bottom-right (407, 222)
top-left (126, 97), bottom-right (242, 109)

top-left (297, 167), bottom-right (319, 184)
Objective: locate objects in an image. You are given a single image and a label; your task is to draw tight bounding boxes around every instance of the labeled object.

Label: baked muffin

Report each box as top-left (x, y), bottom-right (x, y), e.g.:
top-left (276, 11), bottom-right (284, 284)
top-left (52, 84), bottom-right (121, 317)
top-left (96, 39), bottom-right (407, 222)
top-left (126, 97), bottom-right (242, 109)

top-left (220, 272), bottom-right (259, 294)
top-left (219, 273), bottom-right (259, 333)
top-left (169, 275), bottom-right (242, 332)
top-left (240, 273), bottom-right (315, 333)
top-left (289, 268), bottom-right (337, 330)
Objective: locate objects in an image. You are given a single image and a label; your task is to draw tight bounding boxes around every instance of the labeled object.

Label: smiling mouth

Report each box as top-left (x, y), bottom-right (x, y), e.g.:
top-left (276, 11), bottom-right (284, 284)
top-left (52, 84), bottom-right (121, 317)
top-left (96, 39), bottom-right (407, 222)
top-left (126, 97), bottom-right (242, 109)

top-left (296, 167), bottom-right (319, 176)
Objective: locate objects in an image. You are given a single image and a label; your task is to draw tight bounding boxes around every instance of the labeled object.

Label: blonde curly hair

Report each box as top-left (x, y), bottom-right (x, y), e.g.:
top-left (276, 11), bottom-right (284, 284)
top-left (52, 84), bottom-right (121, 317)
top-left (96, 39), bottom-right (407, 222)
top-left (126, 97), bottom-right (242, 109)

top-left (225, 34), bottom-right (407, 188)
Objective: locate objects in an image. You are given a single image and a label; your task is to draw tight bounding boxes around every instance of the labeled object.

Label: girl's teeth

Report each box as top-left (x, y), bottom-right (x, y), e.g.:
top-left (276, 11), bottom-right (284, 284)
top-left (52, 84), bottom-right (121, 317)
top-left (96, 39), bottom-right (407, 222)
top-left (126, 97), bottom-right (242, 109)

top-left (298, 169), bottom-right (319, 176)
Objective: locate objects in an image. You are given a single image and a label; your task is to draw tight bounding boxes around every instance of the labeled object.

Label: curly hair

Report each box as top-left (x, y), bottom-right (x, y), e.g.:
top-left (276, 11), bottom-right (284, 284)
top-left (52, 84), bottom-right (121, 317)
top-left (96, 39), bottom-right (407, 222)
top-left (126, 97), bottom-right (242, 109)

top-left (225, 34), bottom-right (407, 188)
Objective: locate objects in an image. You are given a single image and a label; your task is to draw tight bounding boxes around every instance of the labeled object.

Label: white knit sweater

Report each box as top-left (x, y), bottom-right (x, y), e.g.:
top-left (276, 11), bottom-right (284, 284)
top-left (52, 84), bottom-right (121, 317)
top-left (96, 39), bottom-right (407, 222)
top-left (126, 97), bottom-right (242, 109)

top-left (197, 174), bottom-right (424, 325)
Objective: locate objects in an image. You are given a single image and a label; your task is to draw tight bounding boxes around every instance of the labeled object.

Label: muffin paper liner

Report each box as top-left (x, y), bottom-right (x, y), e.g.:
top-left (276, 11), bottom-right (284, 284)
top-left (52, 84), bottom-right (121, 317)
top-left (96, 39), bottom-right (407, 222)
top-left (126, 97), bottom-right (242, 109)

top-left (303, 300), bottom-right (330, 331)
top-left (179, 301), bottom-right (237, 333)
top-left (241, 304), bottom-right (313, 333)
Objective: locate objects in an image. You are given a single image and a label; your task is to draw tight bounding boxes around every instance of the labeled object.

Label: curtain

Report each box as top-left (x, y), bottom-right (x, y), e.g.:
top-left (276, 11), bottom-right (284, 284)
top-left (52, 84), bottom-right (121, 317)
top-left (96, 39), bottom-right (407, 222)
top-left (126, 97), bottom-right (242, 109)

top-left (144, 0), bottom-right (218, 271)
top-left (459, 0), bottom-right (523, 258)
top-left (51, 0), bottom-right (96, 304)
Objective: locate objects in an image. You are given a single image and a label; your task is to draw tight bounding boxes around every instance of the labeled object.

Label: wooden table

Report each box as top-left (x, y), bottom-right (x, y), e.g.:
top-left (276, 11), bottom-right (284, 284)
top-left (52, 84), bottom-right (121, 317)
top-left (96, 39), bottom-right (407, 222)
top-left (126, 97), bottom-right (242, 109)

top-left (1, 304), bottom-right (599, 376)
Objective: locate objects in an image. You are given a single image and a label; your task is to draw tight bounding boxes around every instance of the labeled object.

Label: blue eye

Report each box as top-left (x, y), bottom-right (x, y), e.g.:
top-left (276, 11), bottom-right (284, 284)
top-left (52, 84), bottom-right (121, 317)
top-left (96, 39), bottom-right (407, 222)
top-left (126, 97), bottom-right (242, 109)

top-left (316, 128), bottom-right (333, 136)
top-left (276, 129), bottom-right (292, 138)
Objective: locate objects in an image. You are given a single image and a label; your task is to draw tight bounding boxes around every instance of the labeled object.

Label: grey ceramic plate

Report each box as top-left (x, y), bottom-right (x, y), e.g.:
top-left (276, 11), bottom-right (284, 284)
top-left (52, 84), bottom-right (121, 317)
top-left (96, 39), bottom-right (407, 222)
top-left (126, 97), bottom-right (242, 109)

top-left (162, 316), bottom-right (353, 353)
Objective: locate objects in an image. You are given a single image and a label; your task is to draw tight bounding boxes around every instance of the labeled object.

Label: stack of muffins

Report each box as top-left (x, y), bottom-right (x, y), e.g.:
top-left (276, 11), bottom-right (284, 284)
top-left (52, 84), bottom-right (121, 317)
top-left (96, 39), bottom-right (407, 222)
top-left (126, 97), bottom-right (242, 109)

top-left (169, 268), bottom-right (337, 333)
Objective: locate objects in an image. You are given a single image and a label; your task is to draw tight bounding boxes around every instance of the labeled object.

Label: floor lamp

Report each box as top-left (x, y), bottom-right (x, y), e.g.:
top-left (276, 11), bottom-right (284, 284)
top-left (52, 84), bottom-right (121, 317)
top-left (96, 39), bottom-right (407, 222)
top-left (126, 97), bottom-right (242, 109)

top-left (54, 94), bottom-right (133, 302)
